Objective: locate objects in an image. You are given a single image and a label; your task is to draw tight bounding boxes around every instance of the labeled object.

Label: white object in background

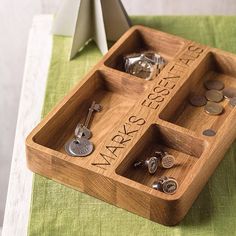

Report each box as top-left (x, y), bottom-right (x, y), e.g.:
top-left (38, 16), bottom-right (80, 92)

top-left (52, 0), bottom-right (131, 59)
top-left (2, 15), bottom-right (53, 236)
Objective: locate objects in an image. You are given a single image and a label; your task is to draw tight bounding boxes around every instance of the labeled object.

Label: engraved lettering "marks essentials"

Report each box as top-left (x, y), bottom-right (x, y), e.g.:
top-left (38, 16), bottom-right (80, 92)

top-left (91, 44), bottom-right (206, 170)
top-left (142, 45), bottom-right (205, 110)
top-left (91, 116), bottom-right (146, 170)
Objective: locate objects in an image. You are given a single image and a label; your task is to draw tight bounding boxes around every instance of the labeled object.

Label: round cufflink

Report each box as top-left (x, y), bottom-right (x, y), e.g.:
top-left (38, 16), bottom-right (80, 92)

top-left (155, 150), bottom-right (175, 169)
top-left (152, 176), bottom-right (178, 195)
top-left (133, 156), bottom-right (158, 174)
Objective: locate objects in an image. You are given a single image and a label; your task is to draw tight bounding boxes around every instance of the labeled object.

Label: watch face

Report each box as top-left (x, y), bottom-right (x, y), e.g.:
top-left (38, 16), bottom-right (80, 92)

top-left (129, 60), bottom-right (154, 80)
top-left (124, 52), bottom-right (166, 80)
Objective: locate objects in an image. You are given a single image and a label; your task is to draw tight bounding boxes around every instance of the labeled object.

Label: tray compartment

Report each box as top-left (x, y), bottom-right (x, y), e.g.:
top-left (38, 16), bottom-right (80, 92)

top-left (116, 124), bottom-right (205, 190)
top-left (104, 27), bottom-right (186, 73)
top-left (159, 51), bottom-right (236, 135)
top-left (32, 70), bottom-right (147, 152)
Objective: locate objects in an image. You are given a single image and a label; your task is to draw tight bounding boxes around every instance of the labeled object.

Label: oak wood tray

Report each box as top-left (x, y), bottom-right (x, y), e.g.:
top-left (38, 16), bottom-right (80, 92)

top-left (26, 25), bottom-right (236, 225)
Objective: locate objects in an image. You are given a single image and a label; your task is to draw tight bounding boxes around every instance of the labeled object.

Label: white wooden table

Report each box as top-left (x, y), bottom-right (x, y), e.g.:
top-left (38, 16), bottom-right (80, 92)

top-left (2, 15), bottom-right (53, 236)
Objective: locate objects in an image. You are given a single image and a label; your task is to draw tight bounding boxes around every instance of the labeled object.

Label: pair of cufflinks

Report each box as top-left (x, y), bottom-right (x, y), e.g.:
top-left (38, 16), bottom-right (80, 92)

top-left (133, 150), bottom-right (178, 195)
top-left (133, 150), bottom-right (175, 174)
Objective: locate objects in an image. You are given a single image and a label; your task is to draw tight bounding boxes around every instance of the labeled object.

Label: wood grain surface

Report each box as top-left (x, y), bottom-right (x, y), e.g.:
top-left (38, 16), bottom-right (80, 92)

top-left (26, 25), bottom-right (236, 225)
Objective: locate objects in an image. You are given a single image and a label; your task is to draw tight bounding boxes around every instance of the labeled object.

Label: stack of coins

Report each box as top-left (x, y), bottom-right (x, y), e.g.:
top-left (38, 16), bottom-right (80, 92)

top-left (189, 79), bottom-right (236, 136)
top-left (124, 51), bottom-right (166, 80)
top-left (189, 80), bottom-right (224, 115)
top-left (203, 80), bottom-right (224, 116)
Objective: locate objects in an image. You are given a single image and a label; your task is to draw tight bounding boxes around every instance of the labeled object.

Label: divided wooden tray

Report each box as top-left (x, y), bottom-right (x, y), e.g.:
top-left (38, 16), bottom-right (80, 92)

top-left (26, 25), bottom-right (236, 225)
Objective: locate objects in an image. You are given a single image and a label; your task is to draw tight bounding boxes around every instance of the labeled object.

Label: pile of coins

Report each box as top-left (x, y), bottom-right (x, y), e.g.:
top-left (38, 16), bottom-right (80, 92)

top-left (65, 101), bottom-right (102, 157)
top-left (133, 150), bottom-right (178, 194)
top-left (124, 51), bottom-right (166, 80)
top-left (189, 79), bottom-right (236, 136)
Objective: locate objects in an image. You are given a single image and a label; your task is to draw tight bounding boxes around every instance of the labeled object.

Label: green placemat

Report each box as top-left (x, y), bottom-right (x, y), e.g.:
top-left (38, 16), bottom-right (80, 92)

top-left (28, 16), bottom-right (236, 236)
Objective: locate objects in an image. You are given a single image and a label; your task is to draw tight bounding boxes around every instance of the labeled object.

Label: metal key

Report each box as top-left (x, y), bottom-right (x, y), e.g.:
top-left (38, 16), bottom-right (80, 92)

top-left (65, 101), bottom-right (102, 157)
top-left (84, 101), bottom-right (102, 130)
top-left (75, 101), bottom-right (102, 139)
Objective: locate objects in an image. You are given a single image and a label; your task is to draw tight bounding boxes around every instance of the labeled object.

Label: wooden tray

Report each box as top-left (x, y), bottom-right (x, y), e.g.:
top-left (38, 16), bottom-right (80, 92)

top-left (26, 25), bottom-right (236, 225)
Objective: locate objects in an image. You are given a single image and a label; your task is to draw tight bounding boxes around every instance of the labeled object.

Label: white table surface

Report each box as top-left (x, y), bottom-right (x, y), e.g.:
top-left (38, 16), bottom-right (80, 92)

top-left (2, 15), bottom-right (53, 236)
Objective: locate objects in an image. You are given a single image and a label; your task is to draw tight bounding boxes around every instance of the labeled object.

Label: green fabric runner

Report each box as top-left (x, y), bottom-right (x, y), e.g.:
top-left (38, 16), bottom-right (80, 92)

top-left (28, 16), bottom-right (236, 236)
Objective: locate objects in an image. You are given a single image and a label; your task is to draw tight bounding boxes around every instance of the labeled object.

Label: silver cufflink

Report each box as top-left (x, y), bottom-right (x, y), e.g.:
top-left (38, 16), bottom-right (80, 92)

top-left (133, 150), bottom-right (176, 175)
top-left (133, 156), bottom-right (158, 174)
top-left (152, 176), bottom-right (178, 195)
top-left (155, 150), bottom-right (175, 169)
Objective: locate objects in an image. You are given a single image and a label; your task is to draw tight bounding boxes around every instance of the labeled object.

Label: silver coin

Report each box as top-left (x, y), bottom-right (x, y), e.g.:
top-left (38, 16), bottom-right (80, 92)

top-left (229, 97), bottom-right (236, 107)
top-left (162, 178), bottom-right (178, 194)
top-left (189, 95), bottom-right (207, 107)
top-left (223, 87), bottom-right (236, 99)
top-left (202, 129), bottom-right (216, 136)
top-left (65, 138), bottom-right (93, 157)
top-left (205, 90), bottom-right (223, 103)
top-left (147, 157), bottom-right (158, 174)
top-left (204, 80), bottom-right (224, 90)
top-left (204, 102), bottom-right (224, 115)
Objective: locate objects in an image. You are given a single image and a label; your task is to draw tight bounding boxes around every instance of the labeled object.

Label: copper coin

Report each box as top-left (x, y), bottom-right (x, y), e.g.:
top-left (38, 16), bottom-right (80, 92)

top-left (223, 87), bottom-right (236, 99)
top-left (204, 102), bottom-right (224, 115)
top-left (202, 129), bottom-right (216, 136)
top-left (189, 95), bottom-right (207, 107)
top-left (229, 97), bottom-right (236, 107)
top-left (205, 90), bottom-right (223, 102)
top-left (204, 80), bottom-right (224, 90)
